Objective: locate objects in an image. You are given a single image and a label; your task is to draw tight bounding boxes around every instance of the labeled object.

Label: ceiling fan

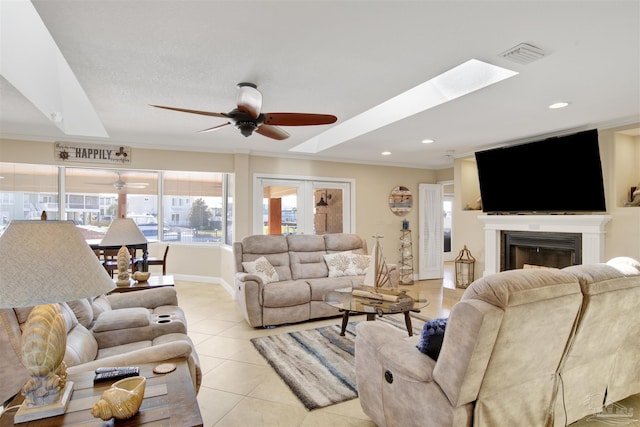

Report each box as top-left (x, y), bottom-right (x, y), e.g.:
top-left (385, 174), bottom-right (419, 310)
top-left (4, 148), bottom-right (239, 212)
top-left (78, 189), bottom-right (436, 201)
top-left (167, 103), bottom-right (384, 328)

top-left (90, 172), bottom-right (149, 191)
top-left (150, 83), bottom-right (337, 140)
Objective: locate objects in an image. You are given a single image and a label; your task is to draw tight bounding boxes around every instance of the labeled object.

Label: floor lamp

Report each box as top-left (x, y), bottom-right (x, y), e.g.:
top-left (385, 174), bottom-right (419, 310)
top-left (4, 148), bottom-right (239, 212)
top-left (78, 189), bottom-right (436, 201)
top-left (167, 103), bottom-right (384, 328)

top-left (0, 220), bottom-right (115, 422)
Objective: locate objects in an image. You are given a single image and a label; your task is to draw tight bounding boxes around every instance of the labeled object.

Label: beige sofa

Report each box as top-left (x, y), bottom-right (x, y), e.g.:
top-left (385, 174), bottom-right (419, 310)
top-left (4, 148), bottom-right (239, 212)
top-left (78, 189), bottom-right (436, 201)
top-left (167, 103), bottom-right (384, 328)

top-left (1, 287), bottom-right (201, 405)
top-left (234, 233), bottom-right (399, 328)
top-left (355, 257), bottom-right (640, 427)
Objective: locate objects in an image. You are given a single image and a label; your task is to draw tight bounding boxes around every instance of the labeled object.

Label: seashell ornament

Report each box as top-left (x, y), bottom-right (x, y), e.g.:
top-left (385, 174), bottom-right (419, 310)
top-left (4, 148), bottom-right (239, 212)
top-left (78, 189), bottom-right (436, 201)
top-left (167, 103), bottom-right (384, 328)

top-left (115, 245), bottom-right (131, 287)
top-left (91, 376), bottom-right (146, 420)
top-left (20, 304), bottom-right (68, 407)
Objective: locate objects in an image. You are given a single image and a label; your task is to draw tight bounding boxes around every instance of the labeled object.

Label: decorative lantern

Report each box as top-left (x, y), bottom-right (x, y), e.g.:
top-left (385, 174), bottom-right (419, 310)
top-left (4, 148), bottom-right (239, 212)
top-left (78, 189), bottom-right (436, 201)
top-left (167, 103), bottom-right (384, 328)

top-left (455, 245), bottom-right (476, 289)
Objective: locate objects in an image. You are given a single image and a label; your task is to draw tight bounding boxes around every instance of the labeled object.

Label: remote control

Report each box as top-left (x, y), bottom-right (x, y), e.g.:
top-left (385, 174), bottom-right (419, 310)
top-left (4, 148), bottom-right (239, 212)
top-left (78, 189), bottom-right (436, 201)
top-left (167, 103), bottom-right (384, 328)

top-left (95, 366), bottom-right (136, 374)
top-left (93, 367), bottom-right (140, 383)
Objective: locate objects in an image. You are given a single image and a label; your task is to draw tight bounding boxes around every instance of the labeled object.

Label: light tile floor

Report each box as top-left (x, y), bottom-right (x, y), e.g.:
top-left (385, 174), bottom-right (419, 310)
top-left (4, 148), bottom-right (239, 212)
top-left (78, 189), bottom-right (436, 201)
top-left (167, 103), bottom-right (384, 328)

top-left (176, 264), bottom-right (639, 427)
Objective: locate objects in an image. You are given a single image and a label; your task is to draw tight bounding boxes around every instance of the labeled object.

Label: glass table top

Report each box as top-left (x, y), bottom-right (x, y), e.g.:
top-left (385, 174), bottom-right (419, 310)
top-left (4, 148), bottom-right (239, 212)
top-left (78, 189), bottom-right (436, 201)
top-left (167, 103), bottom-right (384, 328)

top-left (324, 285), bottom-right (429, 315)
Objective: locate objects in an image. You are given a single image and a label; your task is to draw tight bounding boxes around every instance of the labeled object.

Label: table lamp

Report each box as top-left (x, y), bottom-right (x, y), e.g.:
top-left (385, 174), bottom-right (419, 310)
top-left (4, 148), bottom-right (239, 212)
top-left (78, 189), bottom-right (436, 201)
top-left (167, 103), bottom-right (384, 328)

top-left (100, 218), bottom-right (148, 285)
top-left (99, 218), bottom-right (148, 248)
top-left (0, 220), bottom-right (115, 422)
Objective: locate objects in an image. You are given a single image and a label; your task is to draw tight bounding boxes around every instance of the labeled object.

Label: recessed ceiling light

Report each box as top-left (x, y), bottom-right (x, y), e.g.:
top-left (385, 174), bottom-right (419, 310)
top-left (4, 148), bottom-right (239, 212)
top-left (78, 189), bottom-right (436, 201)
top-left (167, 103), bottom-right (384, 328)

top-left (381, 151), bottom-right (391, 156)
top-left (421, 139), bottom-right (435, 144)
top-left (549, 102), bottom-right (569, 109)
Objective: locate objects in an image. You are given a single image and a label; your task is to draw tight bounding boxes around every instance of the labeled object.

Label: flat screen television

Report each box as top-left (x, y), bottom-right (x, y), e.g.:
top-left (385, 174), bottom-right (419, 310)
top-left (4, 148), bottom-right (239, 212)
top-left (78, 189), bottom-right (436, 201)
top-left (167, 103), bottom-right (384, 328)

top-left (475, 129), bottom-right (606, 213)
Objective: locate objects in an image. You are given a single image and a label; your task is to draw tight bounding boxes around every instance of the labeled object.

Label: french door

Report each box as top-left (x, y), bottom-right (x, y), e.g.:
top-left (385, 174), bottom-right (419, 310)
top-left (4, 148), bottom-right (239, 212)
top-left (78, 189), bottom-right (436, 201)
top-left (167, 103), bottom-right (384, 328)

top-left (254, 175), bottom-right (353, 235)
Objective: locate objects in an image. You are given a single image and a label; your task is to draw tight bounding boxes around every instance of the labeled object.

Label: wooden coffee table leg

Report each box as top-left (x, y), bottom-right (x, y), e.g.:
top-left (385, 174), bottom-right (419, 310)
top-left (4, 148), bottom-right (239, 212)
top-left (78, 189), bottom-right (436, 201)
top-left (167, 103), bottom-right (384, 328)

top-left (404, 311), bottom-right (413, 336)
top-left (340, 310), bottom-right (350, 336)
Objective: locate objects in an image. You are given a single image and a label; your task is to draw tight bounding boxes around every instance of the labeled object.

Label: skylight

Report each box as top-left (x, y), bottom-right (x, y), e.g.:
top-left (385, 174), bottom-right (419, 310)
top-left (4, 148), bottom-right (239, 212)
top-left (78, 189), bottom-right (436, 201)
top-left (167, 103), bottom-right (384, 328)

top-left (289, 59), bottom-right (518, 154)
top-left (0, 0), bottom-right (108, 137)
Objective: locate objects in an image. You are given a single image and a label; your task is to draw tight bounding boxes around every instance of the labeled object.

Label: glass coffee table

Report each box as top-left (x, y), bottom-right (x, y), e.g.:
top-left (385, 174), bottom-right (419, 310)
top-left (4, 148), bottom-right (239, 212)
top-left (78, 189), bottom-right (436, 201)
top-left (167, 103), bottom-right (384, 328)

top-left (323, 286), bottom-right (429, 336)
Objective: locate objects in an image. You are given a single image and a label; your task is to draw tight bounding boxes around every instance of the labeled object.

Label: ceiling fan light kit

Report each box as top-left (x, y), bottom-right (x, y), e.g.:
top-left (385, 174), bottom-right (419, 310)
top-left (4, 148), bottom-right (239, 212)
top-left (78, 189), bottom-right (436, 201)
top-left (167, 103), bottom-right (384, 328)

top-left (151, 83), bottom-right (337, 140)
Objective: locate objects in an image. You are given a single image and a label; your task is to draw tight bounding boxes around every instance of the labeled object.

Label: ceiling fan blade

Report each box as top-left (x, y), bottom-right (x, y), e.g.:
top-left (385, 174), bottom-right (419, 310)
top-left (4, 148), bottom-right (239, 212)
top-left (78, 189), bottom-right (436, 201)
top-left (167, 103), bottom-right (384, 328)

top-left (123, 182), bottom-right (148, 189)
top-left (263, 113), bottom-right (337, 126)
top-left (256, 124), bottom-right (290, 140)
top-left (236, 83), bottom-right (262, 119)
top-left (199, 122), bottom-right (231, 133)
top-left (150, 105), bottom-right (229, 118)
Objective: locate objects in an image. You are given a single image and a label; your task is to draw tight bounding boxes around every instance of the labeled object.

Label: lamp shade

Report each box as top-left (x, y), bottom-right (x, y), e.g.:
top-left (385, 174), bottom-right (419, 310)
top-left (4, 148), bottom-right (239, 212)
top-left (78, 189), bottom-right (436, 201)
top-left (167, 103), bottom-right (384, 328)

top-left (0, 220), bottom-right (115, 308)
top-left (100, 218), bottom-right (148, 246)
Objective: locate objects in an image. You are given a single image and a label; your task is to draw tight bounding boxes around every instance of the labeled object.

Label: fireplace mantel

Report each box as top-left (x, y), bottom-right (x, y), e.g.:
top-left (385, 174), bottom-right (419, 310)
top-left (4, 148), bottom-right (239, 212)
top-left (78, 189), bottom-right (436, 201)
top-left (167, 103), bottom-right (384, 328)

top-left (478, 214), bottom-right (612, 276)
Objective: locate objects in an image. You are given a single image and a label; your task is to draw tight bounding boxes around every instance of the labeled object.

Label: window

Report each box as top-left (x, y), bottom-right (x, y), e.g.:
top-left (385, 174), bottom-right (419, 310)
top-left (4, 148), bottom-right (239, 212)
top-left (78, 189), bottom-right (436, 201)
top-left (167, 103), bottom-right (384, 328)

top-left (0, 162), bottom-right (233, 244)
top-left (162, 171), bottom-right (225, 243)
top-left (0, 163), bottom-right (59, 232)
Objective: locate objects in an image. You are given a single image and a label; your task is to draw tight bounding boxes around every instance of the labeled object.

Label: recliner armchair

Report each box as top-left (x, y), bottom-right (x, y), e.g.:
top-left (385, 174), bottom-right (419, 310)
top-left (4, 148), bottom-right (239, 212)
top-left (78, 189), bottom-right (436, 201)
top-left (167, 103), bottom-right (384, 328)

top-left (355, 268), bottom-right (584, 427)
top-left (0, 287), bottom-right (201, 401)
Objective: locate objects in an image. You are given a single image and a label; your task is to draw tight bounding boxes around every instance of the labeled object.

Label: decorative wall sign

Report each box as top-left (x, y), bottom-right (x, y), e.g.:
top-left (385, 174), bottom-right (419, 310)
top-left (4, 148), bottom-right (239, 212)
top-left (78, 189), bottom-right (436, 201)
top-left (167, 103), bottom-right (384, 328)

top-left (388, 186), bottom-right (412, 216)
top-left (54, 142), bottom-right (132, 165)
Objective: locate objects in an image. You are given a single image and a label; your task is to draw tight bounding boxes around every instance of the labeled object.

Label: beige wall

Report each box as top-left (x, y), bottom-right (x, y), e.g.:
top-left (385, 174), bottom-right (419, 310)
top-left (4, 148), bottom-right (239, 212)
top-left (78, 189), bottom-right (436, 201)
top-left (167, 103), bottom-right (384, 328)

top-left (246, 155), bottom-right (436, 241)
top-left (0, 139), bottom-right (439, 288)
top-left (4, 123), bottom-right (637, 289)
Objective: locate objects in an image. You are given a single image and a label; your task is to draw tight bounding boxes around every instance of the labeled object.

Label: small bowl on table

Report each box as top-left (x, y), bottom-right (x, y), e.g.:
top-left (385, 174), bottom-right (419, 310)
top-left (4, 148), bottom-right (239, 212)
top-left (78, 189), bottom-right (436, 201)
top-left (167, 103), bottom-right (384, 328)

top-left (132, 271), bottom-right (151, 282)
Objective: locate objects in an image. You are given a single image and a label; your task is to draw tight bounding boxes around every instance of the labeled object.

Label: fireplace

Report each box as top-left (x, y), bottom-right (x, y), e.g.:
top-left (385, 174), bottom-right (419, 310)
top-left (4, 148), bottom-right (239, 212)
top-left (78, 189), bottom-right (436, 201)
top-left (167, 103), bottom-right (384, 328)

top-left (501, 231), bottom-right (582, 270)
top-left (479, 214), bottom-right (612, 276)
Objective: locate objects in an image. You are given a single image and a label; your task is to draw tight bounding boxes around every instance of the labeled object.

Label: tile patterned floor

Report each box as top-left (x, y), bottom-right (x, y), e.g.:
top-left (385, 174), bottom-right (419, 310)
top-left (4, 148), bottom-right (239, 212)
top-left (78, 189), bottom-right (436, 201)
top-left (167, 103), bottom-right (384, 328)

top-left (176, 264), bottom-right (639, 427)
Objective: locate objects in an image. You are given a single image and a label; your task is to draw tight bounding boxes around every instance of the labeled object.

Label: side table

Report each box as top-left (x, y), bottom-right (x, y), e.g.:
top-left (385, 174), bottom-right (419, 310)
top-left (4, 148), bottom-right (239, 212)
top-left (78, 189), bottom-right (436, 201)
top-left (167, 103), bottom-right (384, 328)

top-left (110, 274), bottom-right (175, 293)
top-left (0, 358), bottom-right (202, 427)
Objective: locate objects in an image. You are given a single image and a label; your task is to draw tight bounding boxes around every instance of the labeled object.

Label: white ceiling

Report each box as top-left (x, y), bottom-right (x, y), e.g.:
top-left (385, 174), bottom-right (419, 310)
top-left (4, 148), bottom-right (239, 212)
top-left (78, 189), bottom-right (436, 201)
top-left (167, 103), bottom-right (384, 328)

top-left (1, 1), bottom-right (639, 169)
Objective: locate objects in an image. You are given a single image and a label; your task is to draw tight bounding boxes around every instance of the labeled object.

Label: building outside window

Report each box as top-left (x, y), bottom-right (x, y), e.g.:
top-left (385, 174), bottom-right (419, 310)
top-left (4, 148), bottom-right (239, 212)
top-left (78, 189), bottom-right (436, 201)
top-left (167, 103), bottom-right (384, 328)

top-left (0, 162), bottom-right (233, 244)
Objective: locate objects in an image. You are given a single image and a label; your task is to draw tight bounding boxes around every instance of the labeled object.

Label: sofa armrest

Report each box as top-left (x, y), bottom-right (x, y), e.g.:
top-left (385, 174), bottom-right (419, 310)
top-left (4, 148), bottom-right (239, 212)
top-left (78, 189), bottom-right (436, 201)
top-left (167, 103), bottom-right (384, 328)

top-left (236, 272), bottom-right (265, 285)
top-left (378, 337), bottom-right (436, 382)
top-left (357, 321), bottom-right (435, 382)
top-left (234, 273), bottom-right (265, 327)
top-left (107, 287), bottom-right (178, 310)
top-left (67, 338), bottom-right (199, 391)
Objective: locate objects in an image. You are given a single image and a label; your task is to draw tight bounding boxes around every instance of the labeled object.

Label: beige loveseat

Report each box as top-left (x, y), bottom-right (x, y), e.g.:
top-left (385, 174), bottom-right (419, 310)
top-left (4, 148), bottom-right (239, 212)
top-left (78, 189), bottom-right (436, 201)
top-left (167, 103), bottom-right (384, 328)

top-left (234, 233), bottom-right (399, 328)
top-left (355, 257), bottom-right (640, 427)
top-left (1, 287), bottom-right (201, 405)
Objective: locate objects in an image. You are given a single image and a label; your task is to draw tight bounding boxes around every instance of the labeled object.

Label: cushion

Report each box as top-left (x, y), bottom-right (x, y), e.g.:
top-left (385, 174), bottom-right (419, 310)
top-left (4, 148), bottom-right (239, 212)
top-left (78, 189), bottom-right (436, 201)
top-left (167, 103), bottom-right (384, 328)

top-left (67, 299), bottom-right (94, 328)
top-left (416, 317), bottom-right (447, 360)
top-left (93, 307), bottom-right (150, 332)
top-left (324, 251), bottom-right (355, 277)
top-left (350, 253), bottom-right (370, 275)
top-left (324, 251), bottom-right (370, 277)
top-left (91, 295), bottom-right (112, 317)
top-left (242, 256), bottom-right (280, 284)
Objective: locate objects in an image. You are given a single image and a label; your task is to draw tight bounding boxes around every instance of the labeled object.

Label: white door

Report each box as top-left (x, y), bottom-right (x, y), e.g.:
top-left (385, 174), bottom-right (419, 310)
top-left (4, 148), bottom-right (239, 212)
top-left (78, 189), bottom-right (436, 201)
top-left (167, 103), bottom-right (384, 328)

top-left (418, 183), bottom-right (444, 279)
top-left (443, 194), bottom-right (454, 261)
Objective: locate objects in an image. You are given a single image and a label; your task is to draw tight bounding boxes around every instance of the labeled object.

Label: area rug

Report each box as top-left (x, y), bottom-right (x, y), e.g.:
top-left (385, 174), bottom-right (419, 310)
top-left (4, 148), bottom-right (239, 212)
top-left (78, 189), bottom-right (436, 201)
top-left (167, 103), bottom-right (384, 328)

top-left (250, 312), bottom-right (430, 410)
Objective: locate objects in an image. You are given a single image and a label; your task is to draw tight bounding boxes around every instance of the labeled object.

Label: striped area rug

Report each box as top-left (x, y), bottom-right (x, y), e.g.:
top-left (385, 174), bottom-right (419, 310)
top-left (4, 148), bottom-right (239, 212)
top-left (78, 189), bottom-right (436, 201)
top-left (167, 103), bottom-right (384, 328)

top-left (250, 312), bottom-right (430, 410)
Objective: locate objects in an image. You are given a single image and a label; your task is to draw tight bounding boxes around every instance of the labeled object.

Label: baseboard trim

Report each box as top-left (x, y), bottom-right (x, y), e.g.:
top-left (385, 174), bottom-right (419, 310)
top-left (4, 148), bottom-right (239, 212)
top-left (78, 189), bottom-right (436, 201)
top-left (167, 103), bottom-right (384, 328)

top-left (172, 274), bottom-right (235, 297)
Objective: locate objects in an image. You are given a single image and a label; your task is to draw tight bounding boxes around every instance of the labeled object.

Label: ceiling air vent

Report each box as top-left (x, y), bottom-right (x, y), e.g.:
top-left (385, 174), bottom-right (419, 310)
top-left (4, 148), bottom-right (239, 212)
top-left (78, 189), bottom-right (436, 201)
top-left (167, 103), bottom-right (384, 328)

top-left (499, 43), bottom-right (546, 65)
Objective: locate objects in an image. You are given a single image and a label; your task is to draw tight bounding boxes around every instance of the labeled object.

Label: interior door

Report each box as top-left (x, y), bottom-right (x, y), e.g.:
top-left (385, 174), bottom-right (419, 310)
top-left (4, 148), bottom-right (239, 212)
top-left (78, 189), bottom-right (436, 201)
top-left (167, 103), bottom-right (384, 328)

top-left (443, 194), bottom-right (454, 261)
top-left (418, 183), bottom-right (444, 279)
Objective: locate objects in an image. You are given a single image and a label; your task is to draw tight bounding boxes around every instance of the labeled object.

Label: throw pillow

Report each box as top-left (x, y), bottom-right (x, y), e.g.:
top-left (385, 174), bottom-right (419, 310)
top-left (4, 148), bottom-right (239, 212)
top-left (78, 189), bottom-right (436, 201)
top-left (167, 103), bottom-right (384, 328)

top-left (324, 251), bottom-right (355, 277)
top-left (416, 317), bottom-right (448, 360)
top-left (242, 256), bottom-right (279, 284)
top-left (350, 253), bottom-right (371, 275)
